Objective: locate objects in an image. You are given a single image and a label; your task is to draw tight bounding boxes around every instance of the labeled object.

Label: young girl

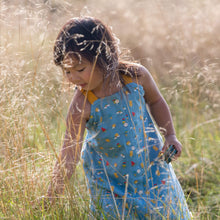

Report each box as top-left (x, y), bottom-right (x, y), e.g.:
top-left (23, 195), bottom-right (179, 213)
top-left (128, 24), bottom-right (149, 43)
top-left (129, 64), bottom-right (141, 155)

top-left (47, 17), bottom-right (191, 219)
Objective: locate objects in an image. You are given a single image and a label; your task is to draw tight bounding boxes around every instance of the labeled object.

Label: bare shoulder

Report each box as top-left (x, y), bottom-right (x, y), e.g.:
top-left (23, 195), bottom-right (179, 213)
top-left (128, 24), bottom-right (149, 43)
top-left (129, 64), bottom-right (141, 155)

top-left (67, 89), bottom-right (91, 122)
top-left (131, 64), bottom-right (162, 105)
top-left (130, 63), bottom-right (153, 85)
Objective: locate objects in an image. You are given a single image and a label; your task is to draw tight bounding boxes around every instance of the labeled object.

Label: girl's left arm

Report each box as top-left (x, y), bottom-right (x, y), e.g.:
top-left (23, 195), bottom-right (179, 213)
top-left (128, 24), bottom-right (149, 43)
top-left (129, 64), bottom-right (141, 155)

top-left (138, 65), bottom-right (182, 158)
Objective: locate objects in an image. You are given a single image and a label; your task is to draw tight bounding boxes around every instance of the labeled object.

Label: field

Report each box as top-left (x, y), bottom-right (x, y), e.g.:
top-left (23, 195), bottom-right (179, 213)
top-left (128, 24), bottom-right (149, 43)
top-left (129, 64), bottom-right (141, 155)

top-left (0, 0), bottom-right (220, 219)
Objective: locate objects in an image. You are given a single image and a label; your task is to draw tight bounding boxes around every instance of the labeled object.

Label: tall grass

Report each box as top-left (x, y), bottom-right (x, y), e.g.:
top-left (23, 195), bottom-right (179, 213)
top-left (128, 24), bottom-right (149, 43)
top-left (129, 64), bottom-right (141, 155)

top-left (0, 0), bottom-right (219, 219)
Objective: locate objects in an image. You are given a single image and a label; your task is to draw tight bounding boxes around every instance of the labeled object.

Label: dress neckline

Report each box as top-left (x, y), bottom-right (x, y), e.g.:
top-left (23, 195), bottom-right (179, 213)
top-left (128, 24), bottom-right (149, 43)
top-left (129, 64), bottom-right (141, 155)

top-left (80, 75), bottom-right (133, 104)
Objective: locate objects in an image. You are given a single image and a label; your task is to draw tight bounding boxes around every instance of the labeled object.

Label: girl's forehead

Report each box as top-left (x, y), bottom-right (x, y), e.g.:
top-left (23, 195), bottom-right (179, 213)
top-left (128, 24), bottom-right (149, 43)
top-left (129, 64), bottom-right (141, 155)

top-left (62, 53), bottom-right (82, 68)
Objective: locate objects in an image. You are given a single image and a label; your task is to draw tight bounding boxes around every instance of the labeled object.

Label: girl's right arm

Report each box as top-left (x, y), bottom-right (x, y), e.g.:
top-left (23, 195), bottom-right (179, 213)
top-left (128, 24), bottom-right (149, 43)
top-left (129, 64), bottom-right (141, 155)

top-left (47, 89), bottom-right (90, 200)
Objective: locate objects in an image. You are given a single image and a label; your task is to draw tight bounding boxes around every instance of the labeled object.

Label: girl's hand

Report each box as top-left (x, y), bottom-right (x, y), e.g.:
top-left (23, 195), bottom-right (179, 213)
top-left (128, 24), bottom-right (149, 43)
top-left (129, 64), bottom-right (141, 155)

top-left (38, 195), bottom-right (53, 211)
top-left (33, 190), bottom-right (58, 211)
top-left (162, 134), bottom-right (182, 160)
top-left (30, 195), bottom-right (53, 212)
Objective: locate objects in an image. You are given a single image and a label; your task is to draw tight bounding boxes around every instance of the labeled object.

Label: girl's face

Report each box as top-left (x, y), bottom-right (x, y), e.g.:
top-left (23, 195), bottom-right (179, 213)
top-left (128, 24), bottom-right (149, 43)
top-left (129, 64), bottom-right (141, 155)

top-left (62, 53), bottom-right (104, 93)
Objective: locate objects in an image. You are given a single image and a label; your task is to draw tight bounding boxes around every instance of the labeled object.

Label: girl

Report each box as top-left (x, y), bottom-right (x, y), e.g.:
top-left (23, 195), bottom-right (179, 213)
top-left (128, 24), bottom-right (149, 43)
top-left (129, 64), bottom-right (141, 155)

top-left (47, 17), bottom-right (191, 219)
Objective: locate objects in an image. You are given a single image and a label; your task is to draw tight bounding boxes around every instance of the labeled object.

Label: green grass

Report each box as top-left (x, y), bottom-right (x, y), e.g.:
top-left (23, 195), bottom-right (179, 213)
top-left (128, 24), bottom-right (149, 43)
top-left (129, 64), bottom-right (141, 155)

top-left (0, 0), bottom-right (220, 219)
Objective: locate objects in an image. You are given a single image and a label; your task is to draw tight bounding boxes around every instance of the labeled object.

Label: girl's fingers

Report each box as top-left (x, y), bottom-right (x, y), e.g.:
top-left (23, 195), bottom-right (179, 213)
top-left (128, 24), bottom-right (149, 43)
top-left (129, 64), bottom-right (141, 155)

top-left (162, 139), bottom-right (182, 161)
top-left (171, 145), bottom-right (181, 160)
top-left (175, 142), bottom-right (182, 157)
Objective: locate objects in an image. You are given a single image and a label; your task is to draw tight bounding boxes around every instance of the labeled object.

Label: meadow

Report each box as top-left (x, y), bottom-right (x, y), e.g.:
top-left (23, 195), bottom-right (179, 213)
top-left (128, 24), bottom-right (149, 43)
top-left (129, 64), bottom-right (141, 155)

top-left (0, 0), bottom-right (219, 219)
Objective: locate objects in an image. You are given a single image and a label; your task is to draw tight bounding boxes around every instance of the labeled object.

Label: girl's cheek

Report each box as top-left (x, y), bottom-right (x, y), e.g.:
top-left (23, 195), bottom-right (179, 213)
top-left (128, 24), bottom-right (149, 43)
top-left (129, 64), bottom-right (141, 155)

top-left (66, 75), bottom-right (74, 83)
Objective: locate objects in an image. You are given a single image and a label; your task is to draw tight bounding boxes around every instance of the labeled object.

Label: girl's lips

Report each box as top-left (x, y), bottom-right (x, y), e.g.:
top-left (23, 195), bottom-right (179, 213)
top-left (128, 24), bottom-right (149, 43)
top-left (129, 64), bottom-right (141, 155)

top-left (78, 83), bottom-right (87, 88)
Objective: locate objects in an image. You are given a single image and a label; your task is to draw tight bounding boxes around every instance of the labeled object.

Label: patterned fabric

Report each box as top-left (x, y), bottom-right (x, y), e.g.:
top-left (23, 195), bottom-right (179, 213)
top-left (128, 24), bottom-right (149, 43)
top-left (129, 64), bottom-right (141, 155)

top-left (81, 79), bottom-right (191, 219)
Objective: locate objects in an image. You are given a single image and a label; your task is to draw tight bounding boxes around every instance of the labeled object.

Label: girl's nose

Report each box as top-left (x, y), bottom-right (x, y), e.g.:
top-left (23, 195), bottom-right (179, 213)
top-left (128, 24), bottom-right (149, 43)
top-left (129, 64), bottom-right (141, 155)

top-left (68, 73), bottom-right (80, 83)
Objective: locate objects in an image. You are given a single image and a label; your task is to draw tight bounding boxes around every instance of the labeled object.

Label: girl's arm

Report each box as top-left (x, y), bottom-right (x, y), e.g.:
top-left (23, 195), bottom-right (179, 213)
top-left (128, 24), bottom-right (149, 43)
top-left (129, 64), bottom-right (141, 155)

top-left (137, 65), bottom-right (182, 158)
top-left (47, 89), bottom-right (90, 199)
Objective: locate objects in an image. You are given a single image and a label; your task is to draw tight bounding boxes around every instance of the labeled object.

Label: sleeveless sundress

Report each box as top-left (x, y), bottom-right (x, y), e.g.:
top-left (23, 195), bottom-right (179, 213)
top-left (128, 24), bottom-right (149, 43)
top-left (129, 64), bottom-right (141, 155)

top-left (81, 76), bottom-right (191, 219)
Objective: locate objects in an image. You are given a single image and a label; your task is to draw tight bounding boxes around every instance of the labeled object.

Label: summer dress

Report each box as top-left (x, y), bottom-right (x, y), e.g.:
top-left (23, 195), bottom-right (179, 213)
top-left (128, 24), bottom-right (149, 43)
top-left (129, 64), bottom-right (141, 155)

top-left (81, 76), bottom-right (191, 219)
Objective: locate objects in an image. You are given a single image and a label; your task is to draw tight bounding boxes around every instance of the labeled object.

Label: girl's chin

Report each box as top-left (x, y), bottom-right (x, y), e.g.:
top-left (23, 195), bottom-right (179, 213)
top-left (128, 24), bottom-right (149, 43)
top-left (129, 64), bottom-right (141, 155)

top-left (77, 84), bottom-right (87, 89)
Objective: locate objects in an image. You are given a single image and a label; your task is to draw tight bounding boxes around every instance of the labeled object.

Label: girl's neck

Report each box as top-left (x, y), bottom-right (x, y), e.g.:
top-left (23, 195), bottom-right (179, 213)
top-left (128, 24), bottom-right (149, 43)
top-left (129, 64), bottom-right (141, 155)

top-left (92, 76), bottom-right (122, 98)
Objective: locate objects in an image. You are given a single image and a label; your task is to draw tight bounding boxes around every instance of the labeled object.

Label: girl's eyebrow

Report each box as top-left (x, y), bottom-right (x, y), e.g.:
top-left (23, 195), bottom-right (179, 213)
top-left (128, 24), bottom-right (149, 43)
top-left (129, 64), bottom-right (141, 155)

top-left (62, 62), bottom-right (82, 69)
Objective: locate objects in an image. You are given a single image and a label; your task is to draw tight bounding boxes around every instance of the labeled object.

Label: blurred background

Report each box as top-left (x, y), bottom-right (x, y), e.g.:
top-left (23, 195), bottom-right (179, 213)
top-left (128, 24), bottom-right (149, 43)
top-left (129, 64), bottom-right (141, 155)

top-left (0, 0), bottom-right (219, 219)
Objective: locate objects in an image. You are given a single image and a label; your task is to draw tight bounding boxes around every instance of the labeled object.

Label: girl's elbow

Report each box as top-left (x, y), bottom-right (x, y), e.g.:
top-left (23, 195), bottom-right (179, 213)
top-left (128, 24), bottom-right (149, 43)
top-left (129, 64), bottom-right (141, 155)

top-left (149, 96), bottom-right (166, 109)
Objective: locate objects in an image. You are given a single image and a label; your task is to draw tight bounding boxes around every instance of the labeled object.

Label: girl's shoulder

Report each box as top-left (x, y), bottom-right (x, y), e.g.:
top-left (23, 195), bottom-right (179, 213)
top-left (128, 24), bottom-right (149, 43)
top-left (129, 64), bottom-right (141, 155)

top-left (126, 63), bottom-right (162, 105)
top-left (125, 63), bottom-right (152, 86)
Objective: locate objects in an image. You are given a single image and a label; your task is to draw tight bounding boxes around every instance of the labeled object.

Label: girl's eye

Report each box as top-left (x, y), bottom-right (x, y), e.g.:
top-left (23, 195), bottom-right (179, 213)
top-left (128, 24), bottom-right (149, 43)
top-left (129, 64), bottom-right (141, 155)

top-left (77, 67), bottom-right (85, 72)
top-left (65, 70), bottom-right (71, 74)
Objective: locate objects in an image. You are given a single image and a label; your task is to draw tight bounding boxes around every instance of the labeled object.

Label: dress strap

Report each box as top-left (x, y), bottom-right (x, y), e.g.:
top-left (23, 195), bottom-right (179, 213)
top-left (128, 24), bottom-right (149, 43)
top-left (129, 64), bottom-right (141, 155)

top-left (80, 89), bottom-right (98, 104)
top-left (80, 75), bottom-right (132, 104)
top-left (123, 74), bottom-right (133, 85)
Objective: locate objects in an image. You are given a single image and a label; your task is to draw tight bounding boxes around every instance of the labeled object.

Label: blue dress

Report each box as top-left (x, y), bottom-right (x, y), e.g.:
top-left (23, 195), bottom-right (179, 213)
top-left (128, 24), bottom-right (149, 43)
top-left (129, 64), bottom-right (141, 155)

top-left (81, 76), bottom-right (191, 219)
